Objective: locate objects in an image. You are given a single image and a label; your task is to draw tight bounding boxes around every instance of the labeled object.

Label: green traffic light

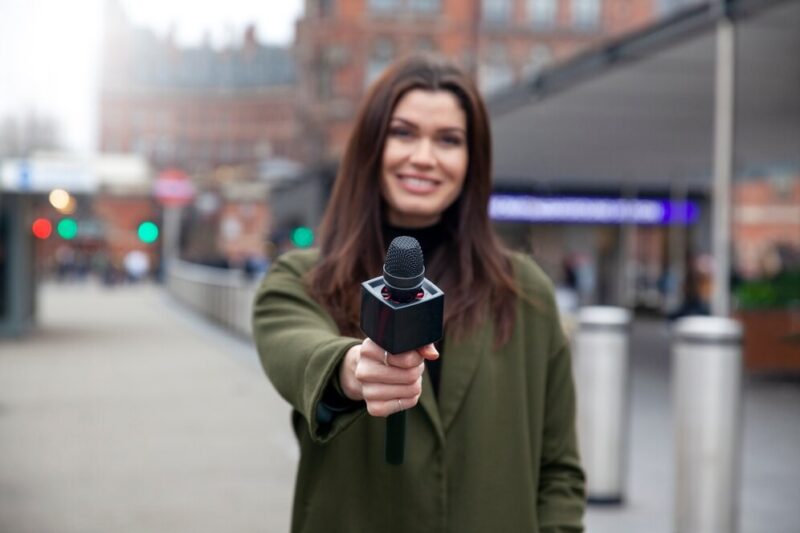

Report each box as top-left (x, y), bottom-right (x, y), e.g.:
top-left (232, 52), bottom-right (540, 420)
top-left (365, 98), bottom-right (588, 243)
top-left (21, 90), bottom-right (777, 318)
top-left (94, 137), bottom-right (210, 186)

top-left (57, 218), bottom-right (78, 240)
top-left (138, 221), bottom-right (159, 243)
top-left (291, 226), bottom-right (314, 248)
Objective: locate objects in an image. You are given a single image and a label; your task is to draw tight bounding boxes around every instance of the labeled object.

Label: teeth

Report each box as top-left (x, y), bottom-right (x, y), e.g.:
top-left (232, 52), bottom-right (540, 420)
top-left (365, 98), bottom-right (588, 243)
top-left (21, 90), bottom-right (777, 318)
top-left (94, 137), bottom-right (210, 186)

top-left (401, 176), bottom-right (436, 187)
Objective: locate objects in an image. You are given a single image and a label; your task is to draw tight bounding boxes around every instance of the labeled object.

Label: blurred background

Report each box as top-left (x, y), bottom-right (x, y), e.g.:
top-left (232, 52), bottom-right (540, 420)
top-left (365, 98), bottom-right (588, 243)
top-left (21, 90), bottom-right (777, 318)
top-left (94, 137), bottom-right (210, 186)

top-left (0, 0), bottom-right (798, 531)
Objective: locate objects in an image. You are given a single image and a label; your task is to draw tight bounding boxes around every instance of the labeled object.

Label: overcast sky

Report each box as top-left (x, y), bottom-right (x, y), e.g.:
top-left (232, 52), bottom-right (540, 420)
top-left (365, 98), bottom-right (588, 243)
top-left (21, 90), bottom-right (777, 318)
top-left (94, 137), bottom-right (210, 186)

top-left (0, 0), bottom-right (303, 154)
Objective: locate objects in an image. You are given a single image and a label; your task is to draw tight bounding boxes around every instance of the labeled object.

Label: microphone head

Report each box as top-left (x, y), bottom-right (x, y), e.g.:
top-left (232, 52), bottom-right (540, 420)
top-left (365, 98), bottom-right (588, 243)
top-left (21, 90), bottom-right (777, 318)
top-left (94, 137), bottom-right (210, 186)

top-left (383, 236), bottom-right (425, 296)
top-left (385, 236), bottom-right (424, 279)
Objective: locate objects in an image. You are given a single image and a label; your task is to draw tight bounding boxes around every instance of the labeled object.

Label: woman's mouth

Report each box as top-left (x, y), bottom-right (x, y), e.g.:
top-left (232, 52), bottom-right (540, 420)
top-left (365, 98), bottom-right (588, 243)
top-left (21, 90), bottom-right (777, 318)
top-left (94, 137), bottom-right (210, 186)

top-left (397, 174), bottom-right (440, 193)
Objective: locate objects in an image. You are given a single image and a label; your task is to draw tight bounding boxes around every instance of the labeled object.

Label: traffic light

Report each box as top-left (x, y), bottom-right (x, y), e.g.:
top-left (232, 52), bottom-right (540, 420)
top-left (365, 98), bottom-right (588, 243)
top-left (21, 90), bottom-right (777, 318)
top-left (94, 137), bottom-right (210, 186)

top-left (57, 218), bottom-right (78, 240)
top-left (137, 221), bottom-right (159, 243)
top-left (290, 226), bottom-right (314, 248)
top-left (32, 218), bottom-right (53, 239)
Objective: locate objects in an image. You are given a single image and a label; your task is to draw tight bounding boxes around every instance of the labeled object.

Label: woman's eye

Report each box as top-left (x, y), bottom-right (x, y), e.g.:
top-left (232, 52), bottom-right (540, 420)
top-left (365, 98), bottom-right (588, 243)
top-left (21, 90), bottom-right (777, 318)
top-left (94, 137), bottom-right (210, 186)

top-left (440, 135), bottom-right (464, 146)
top-left (389, 127), bottom-right (413, 138)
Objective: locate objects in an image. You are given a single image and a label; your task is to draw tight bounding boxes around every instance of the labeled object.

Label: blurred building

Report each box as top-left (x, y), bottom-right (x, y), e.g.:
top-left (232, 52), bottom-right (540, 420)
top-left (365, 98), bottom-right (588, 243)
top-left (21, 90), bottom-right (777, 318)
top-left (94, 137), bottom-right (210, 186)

top-left (98, 1), bottom-right (304, 268)
top-left (295, 0), bottom-right (663, 163)
top-left (487, 0), bottom-right (800, 316)
top-left (0, 152), bottom-right (156, 335)
top-left (733, 174), bottom-right (800, 280)
top-left (99, 0), bottom-right (299, 175)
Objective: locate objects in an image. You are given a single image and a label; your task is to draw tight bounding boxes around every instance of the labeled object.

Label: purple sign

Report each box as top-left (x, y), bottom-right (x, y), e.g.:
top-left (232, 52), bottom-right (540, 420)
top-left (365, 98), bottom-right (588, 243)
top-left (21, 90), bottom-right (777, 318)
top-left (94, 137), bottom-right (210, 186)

top-left (489, 195), bottom-right (698, 225)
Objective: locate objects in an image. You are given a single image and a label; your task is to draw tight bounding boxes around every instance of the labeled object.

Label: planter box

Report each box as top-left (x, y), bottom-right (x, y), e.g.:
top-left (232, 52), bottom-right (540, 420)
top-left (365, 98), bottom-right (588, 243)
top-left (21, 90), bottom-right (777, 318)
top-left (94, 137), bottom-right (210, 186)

top-left (735, 309), bottom-right (800, 372)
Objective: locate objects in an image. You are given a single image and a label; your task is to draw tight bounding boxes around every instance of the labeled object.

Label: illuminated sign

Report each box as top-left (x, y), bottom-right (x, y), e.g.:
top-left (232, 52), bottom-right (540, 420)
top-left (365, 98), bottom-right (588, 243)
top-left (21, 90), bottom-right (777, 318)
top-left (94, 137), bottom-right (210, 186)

top-left (489, 195), bottom-right (698, 225)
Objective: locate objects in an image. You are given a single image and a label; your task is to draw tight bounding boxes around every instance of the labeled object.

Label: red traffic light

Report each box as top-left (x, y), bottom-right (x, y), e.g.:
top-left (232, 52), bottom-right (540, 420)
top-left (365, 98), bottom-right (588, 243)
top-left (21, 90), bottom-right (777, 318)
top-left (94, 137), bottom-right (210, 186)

top-left (32, 218), bottom-right (53, 239)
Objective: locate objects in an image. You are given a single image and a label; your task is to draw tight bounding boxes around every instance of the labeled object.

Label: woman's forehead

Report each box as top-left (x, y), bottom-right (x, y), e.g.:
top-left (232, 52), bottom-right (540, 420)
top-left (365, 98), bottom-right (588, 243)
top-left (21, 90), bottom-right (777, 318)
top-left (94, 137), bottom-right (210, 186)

top-left (391, 89), bottom-right (466, 129)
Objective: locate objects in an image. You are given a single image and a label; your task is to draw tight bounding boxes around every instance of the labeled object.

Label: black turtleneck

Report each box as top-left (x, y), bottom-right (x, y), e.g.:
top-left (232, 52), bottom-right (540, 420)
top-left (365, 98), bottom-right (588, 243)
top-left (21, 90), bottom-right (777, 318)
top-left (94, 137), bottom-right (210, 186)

top-left (382, 219), bottom-right (446, 399)
top-left (382, 219), bottom-right (447, 268)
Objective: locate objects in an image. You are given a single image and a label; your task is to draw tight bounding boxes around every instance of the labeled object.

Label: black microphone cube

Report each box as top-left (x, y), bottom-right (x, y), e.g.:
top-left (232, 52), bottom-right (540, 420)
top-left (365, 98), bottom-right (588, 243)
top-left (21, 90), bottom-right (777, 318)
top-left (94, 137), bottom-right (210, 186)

top-left (360, 276), bottom-right (444, 354)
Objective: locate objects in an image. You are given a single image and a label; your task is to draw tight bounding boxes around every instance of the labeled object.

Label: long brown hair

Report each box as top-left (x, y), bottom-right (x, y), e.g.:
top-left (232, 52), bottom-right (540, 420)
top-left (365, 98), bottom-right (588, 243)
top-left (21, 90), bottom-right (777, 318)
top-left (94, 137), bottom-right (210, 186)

top-left (307, 55), bottom-right (519, 346)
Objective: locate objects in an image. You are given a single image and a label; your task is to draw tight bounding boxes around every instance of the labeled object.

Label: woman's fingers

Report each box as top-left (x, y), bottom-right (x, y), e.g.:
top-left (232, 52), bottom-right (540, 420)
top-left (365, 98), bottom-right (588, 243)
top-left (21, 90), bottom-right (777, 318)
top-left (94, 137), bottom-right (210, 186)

top-left (361, 377), bottom-right (423, 402)
top-left (354, 338), bottom-right (437, 417)
top-left (361, 338), bottom-right (436, 367)
top-left (355, 360), bottom-right (424, 384)
top-left (365, 395), bottom-right (420, 418)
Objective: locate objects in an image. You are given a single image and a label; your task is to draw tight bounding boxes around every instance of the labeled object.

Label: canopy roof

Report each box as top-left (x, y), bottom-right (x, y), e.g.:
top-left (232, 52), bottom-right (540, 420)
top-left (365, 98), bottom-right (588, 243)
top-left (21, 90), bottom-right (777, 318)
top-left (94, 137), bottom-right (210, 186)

top-left (489, 0), bottom-right (800, 194)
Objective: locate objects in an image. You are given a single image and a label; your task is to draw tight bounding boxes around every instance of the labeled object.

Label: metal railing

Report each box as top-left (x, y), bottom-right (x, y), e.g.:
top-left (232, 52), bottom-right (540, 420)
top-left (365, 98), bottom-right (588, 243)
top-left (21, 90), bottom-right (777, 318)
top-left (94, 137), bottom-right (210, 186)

top-left (165, 259), bottom-right (260, 338)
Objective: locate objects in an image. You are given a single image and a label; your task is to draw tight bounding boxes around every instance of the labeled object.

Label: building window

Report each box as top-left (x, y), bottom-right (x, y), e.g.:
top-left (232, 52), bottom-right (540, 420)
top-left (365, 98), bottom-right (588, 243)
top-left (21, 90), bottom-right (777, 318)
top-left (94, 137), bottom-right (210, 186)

top-left (528, 0), bottom-right (557, 28)
top-left (414, 36), bottom-right (437, 54)
top-left (482, 0), bottom-right (512, 24)
top-left (365, 38), bottom-right (395, 87)
top-left (410, 0), bottom-right (441, 13)
top-left (656, 0), bottom-right (701, 17)
top-left (318, 0), bottom-right (334, 17)
top-left (317, 58), bottom-right (333, 100)
top-left (573, 0), bottom-right (601, 29)
top-left (369, 0), bottom-right (401, 12)
top-left (479, 43), bottom-right (513, 95)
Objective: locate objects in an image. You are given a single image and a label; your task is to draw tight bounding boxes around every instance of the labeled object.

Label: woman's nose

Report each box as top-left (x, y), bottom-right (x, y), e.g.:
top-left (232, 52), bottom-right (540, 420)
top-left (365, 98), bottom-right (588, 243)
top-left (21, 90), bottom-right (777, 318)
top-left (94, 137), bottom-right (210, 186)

top-left (409, 138), bottom-right (435, 167)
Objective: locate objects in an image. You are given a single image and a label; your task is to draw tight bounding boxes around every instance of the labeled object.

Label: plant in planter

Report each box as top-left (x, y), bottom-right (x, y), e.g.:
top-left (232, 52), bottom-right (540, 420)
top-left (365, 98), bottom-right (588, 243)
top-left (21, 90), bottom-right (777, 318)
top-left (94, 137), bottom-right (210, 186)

top-left (734, 270), bottom-right (800, 372)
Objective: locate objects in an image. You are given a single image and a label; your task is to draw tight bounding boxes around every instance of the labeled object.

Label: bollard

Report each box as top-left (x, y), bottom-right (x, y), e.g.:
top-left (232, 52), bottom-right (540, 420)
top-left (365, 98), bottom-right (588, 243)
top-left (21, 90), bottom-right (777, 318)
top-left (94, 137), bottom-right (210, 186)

top-left (672, 316), bottom-right (742, 533)
top-left (573, 306), bottom-right (632, 504)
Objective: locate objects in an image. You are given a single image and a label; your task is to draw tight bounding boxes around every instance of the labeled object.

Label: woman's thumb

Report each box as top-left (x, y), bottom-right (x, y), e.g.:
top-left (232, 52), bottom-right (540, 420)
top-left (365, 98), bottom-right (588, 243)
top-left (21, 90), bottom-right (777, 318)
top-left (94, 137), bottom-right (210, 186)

top-left (418, 343), bottom-right (440, 360)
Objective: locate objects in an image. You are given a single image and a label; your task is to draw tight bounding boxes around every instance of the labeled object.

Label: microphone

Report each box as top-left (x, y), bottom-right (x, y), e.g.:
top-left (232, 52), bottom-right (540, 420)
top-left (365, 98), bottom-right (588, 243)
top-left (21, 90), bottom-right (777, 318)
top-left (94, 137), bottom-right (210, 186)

top-left (360, 236), bottom-right (444, 465)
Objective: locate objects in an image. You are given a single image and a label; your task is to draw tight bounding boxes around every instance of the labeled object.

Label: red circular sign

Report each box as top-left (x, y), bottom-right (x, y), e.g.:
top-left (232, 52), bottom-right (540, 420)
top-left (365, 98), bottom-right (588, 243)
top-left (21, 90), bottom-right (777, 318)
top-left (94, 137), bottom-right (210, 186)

top-left (154, 169), bottom-right (195, 207)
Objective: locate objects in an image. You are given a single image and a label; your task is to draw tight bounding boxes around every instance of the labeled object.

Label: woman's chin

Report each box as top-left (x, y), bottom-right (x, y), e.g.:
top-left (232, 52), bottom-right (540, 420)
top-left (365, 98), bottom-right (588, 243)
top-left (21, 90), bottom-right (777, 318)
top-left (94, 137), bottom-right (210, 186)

top-left (387, 208), bottom-right (441, 228)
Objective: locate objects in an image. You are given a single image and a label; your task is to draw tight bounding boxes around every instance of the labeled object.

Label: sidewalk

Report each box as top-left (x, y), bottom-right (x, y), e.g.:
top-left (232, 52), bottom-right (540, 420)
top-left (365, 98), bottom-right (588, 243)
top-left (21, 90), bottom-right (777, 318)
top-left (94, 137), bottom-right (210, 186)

top-left (0, 283), bottom-right (297, 533)
top-left (1, 283), bottom-right (798, 532)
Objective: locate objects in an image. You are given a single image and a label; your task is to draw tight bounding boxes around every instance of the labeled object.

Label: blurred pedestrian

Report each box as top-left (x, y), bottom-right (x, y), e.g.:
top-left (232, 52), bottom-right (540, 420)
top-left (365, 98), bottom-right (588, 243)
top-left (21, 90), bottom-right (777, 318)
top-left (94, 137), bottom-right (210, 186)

top-left (252, 55), bottom-right (585, 533)
top-left (123, 249), bottom-right (150, 282)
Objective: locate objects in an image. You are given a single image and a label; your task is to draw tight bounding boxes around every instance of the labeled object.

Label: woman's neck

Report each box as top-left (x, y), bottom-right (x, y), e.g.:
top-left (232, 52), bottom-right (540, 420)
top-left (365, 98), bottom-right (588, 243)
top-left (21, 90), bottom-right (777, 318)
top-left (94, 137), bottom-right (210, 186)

top-left (382, 219), bottom-right (446, 262)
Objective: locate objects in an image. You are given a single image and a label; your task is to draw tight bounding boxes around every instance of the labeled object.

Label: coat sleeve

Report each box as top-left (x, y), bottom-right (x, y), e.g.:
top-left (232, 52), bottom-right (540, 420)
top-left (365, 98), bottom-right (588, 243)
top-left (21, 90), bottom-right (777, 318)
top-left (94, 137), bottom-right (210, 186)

top-left (537, 338), bottom-right (586, 532)
top-left (251, 251), bottom-right (366, 443)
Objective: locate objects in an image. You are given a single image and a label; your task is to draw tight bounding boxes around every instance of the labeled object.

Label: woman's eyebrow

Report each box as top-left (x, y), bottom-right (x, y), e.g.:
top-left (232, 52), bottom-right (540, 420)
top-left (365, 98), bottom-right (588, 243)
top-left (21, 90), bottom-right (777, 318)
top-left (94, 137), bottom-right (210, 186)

top-left (390, 117), bottom-right (418, 128)
top-left (391, 117), bottom-right (466, 134)
top-left (439, 126), bottom-right (467, 135)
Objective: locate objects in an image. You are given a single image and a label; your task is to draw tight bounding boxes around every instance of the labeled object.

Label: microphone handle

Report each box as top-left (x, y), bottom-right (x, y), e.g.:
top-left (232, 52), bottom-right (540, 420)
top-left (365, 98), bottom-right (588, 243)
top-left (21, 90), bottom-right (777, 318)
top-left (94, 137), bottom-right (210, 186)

top-left (385, 410), bottom-right (406, 465)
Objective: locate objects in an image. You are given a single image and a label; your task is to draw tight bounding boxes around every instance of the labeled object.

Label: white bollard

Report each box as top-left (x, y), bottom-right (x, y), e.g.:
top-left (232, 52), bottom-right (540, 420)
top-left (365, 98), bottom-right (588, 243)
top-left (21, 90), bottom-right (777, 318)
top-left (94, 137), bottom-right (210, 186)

top-left (573, 306), bottom-right (632, 504)
top-left (672, 316), bottom-right (742, 533)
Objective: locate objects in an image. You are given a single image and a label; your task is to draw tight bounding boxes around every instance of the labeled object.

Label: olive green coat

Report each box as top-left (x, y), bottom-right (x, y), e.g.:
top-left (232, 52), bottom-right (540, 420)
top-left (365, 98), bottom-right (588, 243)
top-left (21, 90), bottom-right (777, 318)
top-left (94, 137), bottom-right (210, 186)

top-left (252, 249), bottom-right (585, 533)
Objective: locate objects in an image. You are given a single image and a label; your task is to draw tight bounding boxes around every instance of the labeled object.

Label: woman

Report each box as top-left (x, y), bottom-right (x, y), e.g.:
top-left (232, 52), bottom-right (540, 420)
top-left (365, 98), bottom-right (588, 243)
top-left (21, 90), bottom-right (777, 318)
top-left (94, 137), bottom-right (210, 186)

top-left (252, 55), bottom-right (585, 533)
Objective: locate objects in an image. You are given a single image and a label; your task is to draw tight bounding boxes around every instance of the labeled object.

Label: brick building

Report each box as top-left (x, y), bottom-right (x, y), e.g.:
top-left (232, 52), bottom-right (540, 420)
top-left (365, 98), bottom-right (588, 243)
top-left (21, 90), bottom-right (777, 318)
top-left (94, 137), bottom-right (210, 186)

top-left (295, 0), bottom-right (662, 163)
top-left (733, 175), bottom-right (800, 279)
top-left (99, 0), bottom-right (299, 176)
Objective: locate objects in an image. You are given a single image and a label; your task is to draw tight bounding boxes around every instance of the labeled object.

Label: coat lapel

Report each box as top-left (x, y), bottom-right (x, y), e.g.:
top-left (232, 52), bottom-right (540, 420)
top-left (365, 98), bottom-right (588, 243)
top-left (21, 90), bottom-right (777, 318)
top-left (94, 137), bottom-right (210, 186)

top-left (418, 370), bottom-right (444, 445)
top-left (438, 321), bottom-right (493, 434)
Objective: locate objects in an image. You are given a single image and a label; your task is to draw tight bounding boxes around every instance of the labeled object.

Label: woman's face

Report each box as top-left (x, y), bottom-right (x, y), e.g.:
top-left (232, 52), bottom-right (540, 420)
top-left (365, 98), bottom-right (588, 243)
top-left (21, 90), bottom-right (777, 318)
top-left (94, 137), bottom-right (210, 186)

top-left (380, 89), bottom-right (468, 228)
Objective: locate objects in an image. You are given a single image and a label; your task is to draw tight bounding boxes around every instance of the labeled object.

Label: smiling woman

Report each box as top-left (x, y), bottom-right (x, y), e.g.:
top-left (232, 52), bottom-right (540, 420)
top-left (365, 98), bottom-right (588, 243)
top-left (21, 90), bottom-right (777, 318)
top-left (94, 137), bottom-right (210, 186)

top-left (252, 55), bottom-right (586, 533)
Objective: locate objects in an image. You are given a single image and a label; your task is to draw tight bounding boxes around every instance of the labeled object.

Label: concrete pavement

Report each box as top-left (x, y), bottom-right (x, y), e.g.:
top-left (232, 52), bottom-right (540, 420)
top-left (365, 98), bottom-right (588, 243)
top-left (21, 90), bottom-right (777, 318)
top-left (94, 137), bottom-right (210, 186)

top-left (0, 282), bottom-right (297, 533)
top-left (1, 282), bottom-right (798, 532)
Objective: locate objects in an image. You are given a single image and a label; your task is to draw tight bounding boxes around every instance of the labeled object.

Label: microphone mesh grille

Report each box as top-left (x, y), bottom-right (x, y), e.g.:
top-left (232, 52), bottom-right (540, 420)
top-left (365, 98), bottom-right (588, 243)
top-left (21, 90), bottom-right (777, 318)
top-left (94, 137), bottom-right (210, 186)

top-left (385, 236), bottom-right (424, 278)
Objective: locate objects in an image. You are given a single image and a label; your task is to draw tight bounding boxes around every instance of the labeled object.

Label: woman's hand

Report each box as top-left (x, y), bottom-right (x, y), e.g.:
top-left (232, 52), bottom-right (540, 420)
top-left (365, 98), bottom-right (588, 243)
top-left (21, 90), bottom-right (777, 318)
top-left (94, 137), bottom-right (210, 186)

top-left (339, 338), bottom-right (439, 417)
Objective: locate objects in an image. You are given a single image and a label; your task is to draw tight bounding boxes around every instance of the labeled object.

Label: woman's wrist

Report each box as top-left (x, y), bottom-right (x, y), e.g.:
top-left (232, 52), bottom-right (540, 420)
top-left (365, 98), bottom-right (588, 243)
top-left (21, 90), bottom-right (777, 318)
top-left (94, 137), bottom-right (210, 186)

top-left (339, 344), bottom-right (364, 401)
